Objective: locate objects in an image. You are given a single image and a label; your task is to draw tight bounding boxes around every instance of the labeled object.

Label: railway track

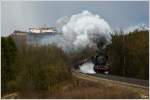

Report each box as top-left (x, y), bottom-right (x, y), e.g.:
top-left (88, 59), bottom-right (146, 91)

top-left (73, 70), bottom-right (149, 98)
top-left (73, 70), bottom-right (149, 89)
top-left (92, 73), bottom-right (149, 88)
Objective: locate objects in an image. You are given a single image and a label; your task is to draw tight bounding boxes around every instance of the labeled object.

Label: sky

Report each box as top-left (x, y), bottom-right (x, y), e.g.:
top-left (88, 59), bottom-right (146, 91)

top-left (1, 1), bottom-right (149, 36)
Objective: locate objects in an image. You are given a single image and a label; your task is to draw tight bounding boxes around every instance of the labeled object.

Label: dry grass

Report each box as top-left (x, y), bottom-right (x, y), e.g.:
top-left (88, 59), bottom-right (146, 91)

top-left (49, 78), bottom-right (141, 99)
top-left (17, 77), bottom-right (147, 99)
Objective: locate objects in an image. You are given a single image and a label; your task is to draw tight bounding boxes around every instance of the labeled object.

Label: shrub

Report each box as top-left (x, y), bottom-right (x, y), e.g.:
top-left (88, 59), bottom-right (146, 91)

top-left (15, 45), bottom-right (72, 91)
top-left (1, 36), bottom-right (17, 94)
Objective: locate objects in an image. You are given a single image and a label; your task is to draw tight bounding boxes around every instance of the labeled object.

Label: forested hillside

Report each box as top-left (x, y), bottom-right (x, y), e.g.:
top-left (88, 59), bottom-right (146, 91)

top-left (106, 30), bottom-right (149, 79)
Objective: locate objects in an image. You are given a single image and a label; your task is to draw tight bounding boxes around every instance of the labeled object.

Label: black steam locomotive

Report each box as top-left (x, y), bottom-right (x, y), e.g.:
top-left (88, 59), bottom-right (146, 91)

top-left (92, 55), bottom-right (110, 74)
top-left (74, 54), bottom-right (110, 74)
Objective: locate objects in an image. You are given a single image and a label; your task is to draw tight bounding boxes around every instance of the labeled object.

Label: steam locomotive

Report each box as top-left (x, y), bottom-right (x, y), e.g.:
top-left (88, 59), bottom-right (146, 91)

top-left (74, 54), bottom-right (110, 74)
top-left (92, 55), bottom-right (110, 74)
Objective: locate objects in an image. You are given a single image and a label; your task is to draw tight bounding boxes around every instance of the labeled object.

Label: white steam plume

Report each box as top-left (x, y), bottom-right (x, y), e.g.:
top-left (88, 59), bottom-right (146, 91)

top-left (56, 16), bottom-right (70, 33)
top-left (42, 10), bottom-right (112, 52)
top-left (79, 62), bottom-right (96, 74)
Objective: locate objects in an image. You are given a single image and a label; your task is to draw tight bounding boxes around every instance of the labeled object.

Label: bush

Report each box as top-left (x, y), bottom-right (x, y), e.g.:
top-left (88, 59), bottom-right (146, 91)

top-left (7, 80), bottom-right (18, 92)
top-left (1, 36), bottom-right (17, 94)
top-left (15, 45), bottom-right (72, 91)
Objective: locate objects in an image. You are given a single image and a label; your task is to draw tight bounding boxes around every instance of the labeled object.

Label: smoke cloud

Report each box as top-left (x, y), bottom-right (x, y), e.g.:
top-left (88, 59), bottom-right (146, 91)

top-left (41, 10), bottom-right (112, 52)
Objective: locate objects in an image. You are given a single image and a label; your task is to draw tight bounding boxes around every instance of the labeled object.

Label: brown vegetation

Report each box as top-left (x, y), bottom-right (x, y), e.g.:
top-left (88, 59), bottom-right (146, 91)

top-left (17, 77), bottom-right (142, 99)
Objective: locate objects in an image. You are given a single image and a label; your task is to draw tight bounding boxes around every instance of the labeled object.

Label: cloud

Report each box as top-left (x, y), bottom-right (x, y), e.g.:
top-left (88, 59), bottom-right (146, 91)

top-left (124, 24), bottom-right (149, 33)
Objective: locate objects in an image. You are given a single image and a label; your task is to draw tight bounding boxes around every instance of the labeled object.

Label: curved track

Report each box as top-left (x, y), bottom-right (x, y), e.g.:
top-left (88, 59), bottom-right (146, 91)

top-left (73, 70), bottom-right (149, 89)
top-left (73, 70), bottom-right (149, 99)
top-left (91, 73), bottom-right (149, 89)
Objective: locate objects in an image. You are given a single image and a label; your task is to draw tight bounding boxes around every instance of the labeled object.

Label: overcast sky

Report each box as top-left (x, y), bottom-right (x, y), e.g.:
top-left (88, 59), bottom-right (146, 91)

top-left (1, 1), bottom-right (149, 36)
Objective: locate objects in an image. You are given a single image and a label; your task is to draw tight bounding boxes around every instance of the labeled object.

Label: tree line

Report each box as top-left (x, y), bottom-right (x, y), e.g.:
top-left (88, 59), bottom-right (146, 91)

top-left (106, 30), bottom-right (149, 80)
